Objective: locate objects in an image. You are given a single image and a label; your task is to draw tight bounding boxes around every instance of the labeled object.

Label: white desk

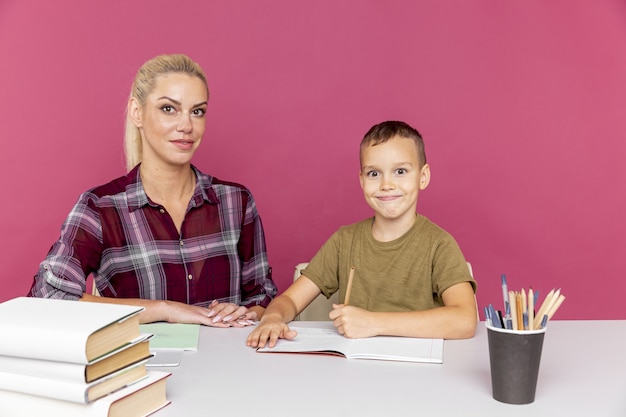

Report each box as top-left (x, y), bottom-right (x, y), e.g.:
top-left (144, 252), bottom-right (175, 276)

top-left (157, 321), bottom-right (626, 416)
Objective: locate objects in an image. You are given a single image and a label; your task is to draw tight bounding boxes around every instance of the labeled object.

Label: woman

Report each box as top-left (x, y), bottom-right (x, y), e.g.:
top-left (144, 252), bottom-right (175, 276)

top-left (29, 54), bottom-right (277, 327)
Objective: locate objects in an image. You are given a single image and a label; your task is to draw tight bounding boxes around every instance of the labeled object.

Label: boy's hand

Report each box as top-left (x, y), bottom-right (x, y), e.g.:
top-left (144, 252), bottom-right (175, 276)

top-left (330, 304), bottom-right (377, 338)
top-left (246, 317), bottom-right (298, 348)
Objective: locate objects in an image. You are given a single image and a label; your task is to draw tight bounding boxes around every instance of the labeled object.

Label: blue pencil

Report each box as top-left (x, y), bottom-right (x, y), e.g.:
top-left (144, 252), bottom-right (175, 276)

top-left (489, 304), bottom-right (502, 328)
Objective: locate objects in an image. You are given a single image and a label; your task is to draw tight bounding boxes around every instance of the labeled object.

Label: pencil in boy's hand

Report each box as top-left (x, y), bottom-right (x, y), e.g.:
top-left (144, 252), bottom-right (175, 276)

top-left (344, 266), bottom-right (355, 306)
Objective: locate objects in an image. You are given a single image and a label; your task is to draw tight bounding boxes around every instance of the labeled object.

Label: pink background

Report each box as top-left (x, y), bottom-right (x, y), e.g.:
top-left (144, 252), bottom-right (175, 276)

top-left (1, 1), bottom-right (624, 319)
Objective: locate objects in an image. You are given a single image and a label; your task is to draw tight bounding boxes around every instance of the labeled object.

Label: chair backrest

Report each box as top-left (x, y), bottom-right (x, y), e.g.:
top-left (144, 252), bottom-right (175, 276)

top-left (293, 261), bottom-right (477, 321)
top-left (293, 263), bottom-right (338, 321)
top-left (91, 278), bottom-right (100, 296)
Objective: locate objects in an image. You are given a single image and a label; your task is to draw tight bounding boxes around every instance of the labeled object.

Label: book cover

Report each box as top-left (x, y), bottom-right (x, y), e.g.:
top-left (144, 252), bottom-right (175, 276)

top-left (257, 326), bottom-right (444, 363)
top-left (0, 370), bottom-right (171, 417)
top-left (0, 334), bottom-right (153, 383)
top-left (139, 322), bottom-right (200, 350)
top-left (0, 297), bottom-right (143, 363)
top-left (0, 358), bottom-right (149, 403)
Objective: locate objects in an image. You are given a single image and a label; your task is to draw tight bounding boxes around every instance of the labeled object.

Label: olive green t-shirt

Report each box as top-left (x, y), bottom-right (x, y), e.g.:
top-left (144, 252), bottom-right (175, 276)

top-left (302, 215), bottom-right (476, 312)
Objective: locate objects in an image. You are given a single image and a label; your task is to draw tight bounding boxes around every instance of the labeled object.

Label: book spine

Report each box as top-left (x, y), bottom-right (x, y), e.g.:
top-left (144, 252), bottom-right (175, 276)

top-left (0, 371), bottom-right (171, 417)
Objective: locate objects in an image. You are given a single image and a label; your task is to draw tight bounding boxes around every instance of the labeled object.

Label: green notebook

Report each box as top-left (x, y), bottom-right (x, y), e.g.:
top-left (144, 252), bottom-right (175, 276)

top-left (140, 323), bottom-right (200, 351)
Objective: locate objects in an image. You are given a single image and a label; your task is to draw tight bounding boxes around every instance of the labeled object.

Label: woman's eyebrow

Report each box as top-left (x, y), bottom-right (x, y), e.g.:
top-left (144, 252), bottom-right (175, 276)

top-left (157, 96), bottom-right (207, 108)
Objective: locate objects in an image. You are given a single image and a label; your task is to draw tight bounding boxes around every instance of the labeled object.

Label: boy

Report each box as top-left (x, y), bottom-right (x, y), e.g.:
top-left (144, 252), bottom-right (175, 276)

top-left (247, 121), bottom-right (477, 348)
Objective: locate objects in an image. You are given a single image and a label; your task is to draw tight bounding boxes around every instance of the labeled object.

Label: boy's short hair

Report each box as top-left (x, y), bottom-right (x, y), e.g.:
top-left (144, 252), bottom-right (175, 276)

top-left (360, 121), bottom-right (427, 168)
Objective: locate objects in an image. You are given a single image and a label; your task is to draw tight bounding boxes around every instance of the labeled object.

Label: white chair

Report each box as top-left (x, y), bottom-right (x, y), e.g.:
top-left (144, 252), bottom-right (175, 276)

top-left (293, 262), bottom-right (477, 321)
top-left (293, 263), bottom-right (338, 321)
top-left (90, 276), bottom-right (101, 296)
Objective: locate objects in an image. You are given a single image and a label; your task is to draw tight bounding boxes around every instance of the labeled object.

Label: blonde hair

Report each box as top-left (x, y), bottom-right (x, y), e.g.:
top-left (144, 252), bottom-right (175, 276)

top-left (124, 54), bottom-right (209, 172)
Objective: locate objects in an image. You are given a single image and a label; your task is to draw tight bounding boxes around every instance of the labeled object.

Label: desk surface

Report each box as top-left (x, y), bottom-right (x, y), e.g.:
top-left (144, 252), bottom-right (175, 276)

top-left (157, 320), bottom-right (626, 417)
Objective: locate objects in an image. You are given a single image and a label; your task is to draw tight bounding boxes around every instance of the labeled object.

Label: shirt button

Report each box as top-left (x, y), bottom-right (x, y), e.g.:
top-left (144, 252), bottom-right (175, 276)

top-left (180, 241), bottom-right (184, 247)
top-left (188, 274), bottom-right (193, 280)
top-left (159, 208), bottom-right (165, 214)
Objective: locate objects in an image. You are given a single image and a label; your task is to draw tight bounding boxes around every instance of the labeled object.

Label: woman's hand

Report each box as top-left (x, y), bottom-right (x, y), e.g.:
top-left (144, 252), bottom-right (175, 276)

top-left (81, 293), bottom-right (257, 327)
top-left (205, 300), bottom-right (257, 327)
top-left (160, 299), bottom-right (256, 327)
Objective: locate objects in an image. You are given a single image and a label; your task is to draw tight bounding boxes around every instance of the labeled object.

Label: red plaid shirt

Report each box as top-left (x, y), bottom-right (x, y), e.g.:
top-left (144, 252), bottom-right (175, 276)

top-left (29, 165), bottom-right (277, 308)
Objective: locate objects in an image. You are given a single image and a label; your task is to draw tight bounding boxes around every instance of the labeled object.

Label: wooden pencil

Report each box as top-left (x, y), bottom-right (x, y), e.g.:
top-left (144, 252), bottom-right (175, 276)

top-left (515, 292), bottom-right (523, 330)
top-left (528, 287), bottom-right (535, 331)
top-left (546, 294), bottom-right (566, 320)
top-left (344, 266), bottom-right (355, 305)
top-left (508, 291), bottom-right (518, 330)
top-left (533, 288), bottom-right (555, 329)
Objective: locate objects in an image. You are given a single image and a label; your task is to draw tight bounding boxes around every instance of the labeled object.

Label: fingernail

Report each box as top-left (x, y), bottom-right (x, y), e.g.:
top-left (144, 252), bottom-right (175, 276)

top-left (223, 315), bottom-right (233, 322)
top-left (212, 315), bottom-right (222, 323)
top-left (207, 310), bottom-right (216, 318)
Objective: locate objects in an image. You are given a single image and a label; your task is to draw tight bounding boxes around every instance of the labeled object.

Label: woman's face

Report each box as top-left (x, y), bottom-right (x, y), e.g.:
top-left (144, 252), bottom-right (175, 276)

top-left (131, 73), bottom-right (208, 168)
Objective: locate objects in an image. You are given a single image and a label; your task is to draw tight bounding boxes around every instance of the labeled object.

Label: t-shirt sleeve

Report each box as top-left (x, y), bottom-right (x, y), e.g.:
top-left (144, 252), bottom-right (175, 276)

top-left (300, 230), bottom-right (343, 299)
top-left (431, 234), bottom-right (477, 298)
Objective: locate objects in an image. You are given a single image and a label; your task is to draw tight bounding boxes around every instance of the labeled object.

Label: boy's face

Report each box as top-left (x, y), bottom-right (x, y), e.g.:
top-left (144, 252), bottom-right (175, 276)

top-left (359, 136), bottom-right (430, 224)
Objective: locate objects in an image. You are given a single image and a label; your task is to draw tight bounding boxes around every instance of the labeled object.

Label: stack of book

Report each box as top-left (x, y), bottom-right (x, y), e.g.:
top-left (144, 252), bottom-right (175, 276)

top-left (0, 297), bottom-right (171, 416)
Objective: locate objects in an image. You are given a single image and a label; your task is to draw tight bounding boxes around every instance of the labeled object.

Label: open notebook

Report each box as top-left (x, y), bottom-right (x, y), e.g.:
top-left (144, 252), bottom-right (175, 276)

top-left (257, 326), bottom-right (444, 363)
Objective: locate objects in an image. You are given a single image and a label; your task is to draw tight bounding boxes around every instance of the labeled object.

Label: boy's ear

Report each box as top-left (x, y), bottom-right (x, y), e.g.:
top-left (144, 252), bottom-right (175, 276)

top-left (419, 164), bottom-right (431, 190)
top-left (128, 98), bottom-right (143, 128)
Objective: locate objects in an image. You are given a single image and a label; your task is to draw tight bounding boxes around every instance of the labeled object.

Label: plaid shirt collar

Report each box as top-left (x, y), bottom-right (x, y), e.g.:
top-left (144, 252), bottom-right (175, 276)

top-left (126, 164), bottom-right (219, 212)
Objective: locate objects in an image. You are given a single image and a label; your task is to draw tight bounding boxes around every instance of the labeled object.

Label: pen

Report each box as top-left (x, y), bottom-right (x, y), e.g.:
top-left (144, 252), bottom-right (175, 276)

top-left (344, 266), bottom-right (355, 306)
top-left (504, 302), bottom-right (513, 329)
top-left (488, 304), bottom-right (502, 328)
top-left (501, 274), bottom-right (509, 314)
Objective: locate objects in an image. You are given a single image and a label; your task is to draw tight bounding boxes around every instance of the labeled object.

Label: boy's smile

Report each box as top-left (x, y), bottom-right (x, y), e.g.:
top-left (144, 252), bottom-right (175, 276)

top-left (359, 135), bottom-right (430, 234)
